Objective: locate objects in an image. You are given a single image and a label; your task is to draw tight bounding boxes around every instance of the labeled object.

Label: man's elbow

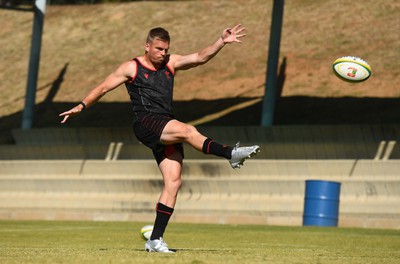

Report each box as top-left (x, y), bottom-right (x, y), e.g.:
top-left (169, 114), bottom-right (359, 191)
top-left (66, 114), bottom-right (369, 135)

top-left (196, 56), bottom-right (209, 65)
top-left (98, 85), bottom-right (111, 98)
top-left (99, 82), bottom-right (117, 95)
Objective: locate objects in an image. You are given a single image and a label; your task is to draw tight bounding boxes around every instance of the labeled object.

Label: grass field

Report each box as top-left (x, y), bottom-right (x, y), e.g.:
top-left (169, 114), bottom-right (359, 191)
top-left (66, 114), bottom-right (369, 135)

top-left (0, 221), bottom-right (399, 264)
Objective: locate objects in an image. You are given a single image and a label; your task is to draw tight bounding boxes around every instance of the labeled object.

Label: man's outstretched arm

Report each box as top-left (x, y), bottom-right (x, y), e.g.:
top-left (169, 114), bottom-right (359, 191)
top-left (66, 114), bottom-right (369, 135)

top-left (171, 24), bottom-right (246, 71)
top-left (59, 60), bottom-right (136, 123)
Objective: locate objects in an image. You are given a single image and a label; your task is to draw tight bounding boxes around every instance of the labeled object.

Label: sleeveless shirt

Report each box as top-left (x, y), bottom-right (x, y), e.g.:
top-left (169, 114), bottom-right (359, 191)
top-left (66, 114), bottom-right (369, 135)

top-left (125, 57), bottom-right (175, 116)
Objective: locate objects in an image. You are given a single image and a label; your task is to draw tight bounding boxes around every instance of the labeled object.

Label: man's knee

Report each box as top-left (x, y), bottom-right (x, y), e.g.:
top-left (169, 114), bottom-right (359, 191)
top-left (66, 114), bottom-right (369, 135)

top-left (181, 124), bottom-right (198, 141)
top-left (165, 177), bottom-right (182, 194)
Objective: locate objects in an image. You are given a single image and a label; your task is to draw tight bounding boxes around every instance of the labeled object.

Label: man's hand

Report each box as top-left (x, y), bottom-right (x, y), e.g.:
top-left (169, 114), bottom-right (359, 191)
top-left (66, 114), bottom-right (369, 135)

top-left (59, 104), bottom-right (84, 123)
top-left (221, 24), bottom-right (246, 44)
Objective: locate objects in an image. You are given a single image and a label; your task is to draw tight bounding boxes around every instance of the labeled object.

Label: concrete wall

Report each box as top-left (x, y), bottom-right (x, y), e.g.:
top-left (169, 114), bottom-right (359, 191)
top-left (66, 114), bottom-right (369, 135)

top-left (0, 159), bottom-right (399, 229)
top-left (1, 126), bottom-right (398, 228)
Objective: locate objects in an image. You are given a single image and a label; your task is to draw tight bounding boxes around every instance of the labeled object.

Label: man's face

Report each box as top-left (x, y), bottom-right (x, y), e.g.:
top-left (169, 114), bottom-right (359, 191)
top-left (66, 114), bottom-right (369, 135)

top-left (145, 38), bottom-right (170, 65)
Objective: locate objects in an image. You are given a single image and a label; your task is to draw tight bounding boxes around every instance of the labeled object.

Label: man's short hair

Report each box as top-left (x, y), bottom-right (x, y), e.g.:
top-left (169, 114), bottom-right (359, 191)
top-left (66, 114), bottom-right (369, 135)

top-left (146, 27), bottom-right (170, 43)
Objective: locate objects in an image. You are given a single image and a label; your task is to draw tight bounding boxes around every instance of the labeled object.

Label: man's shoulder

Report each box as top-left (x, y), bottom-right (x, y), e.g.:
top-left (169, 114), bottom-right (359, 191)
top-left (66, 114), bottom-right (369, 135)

top-left (116, 59), bottom-right (138, 80)
top-left (168, 54), bottom-right (179, 63)
top-left (166, 54), bottom-right (180, 73)
top-left (122, 59), bottom-right (138, 70)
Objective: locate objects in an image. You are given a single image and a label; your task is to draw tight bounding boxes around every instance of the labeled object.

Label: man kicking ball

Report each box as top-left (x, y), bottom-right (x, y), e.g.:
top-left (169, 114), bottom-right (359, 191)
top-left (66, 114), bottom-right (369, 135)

top-left (59, 24), bottom-right (260, 253)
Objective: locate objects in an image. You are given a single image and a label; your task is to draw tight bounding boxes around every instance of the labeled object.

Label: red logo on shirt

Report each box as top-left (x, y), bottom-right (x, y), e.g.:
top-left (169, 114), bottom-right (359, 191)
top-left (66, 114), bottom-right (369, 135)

top-left (165, 71), bottom-right (171, 79)
top-left (144, 73), bottom-right (149, 79)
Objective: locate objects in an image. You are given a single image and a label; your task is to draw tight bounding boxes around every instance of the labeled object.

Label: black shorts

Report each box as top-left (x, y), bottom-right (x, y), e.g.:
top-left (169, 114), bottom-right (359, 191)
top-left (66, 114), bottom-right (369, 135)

top-left (133, 112), bottom-right (184, 165)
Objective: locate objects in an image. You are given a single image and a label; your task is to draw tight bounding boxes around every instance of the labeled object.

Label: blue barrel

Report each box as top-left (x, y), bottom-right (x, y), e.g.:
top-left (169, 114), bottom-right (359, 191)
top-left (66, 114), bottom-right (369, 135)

top-left (303, 180), bottom-right (341, 227)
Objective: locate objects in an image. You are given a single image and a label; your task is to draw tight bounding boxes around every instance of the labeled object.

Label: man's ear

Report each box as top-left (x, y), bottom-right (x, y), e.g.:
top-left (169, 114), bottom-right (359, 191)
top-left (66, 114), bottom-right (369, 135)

top-left (145, 43), bottom-right (150, 53)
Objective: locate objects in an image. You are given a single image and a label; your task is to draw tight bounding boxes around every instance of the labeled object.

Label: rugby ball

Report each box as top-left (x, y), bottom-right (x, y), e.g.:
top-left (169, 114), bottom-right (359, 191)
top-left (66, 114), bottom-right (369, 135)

top-left (332, 56), bottom-right (371, 82)
top-left (140, 225), bottom-right (153, 241)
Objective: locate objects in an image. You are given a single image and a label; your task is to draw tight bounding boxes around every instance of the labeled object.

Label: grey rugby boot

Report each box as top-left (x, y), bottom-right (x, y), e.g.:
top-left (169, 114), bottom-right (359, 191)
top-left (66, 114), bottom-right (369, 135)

top-left (145, 237), bottom-right (174, 253)
top-left (229, 142), bottom-right (260, 169)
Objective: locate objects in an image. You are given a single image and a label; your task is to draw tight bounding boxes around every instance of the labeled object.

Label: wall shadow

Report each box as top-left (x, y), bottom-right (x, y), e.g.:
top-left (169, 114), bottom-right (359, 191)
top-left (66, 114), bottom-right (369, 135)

top-left (1, 96), bottom-right (400, 143)
top-left (273, 96), bottom-right (400, 125)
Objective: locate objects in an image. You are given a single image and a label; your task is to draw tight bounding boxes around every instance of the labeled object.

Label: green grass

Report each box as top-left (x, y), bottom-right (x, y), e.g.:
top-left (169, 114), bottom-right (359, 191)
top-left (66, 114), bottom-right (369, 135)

top-left (0, 221), bottom-right (399, 264)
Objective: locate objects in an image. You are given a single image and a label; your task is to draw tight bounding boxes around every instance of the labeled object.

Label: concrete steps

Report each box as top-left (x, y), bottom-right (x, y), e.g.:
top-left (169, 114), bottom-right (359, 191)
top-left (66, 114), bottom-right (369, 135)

top-left (0, 159), bottom-right (399, 229)
top-left (1, 125), bottom-right (399, 228)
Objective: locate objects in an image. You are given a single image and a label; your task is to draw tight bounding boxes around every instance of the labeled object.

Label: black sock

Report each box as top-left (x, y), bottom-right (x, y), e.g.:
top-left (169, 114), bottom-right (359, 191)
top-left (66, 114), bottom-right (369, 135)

top-left (150, 202), bottom-right (174, 240)
top-left (202, 138), bottom-right (232, 159)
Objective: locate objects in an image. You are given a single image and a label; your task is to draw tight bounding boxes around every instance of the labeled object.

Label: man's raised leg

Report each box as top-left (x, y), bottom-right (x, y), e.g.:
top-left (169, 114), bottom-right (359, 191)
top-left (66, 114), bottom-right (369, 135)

top-left (161, 120), bottom-right (260, 168)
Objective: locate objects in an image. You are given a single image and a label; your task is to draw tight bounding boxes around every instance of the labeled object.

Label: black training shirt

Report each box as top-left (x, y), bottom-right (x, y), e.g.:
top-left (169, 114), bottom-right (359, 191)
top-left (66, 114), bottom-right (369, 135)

top-left (125, 57), bottom-right (175, 116)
